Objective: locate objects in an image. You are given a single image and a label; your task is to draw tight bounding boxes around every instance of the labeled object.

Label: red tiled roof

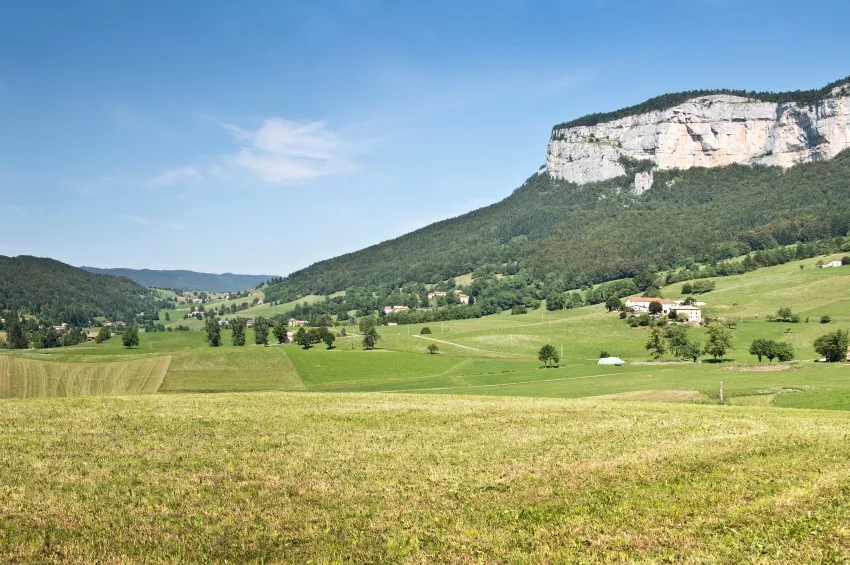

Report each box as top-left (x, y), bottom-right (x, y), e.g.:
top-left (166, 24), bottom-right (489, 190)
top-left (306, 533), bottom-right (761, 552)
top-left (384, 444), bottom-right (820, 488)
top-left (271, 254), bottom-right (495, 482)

top-left (627, 296), bottom-right (677, 304)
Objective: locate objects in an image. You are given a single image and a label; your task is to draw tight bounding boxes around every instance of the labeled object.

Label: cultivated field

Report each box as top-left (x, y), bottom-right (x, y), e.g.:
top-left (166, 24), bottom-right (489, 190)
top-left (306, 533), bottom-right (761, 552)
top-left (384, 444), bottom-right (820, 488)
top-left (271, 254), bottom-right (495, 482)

top-left (3, 255), bottom-right (850, 562)
top-left (1, 392), bottom-right (849, 562)
top-left (0, 355), bottom-right (170, 398)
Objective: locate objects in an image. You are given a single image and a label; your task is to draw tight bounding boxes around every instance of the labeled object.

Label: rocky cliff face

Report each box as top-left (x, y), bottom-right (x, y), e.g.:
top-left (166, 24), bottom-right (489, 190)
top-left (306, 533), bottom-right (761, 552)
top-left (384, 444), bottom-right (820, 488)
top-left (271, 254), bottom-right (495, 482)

top-left (547, 90), bottom-right (850, 189)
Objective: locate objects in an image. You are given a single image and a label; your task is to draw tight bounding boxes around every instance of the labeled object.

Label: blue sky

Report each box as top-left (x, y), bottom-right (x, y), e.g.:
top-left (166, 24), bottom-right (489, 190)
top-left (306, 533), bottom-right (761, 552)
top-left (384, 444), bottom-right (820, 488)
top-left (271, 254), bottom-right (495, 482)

top-left (1, 1), bottom-right (848, 275)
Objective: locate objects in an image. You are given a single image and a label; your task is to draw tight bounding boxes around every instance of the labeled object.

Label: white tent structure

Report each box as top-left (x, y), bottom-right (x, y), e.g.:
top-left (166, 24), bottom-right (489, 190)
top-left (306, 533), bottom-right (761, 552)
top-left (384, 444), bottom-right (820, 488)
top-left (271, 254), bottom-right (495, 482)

top-left (597, 357), bottom-right (624, 366)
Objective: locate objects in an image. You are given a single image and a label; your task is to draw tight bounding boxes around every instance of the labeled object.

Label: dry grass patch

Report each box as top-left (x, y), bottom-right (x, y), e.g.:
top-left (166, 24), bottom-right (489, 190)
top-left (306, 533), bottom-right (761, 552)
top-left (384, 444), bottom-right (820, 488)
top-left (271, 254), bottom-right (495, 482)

top-left (1, 393), bottom-right (850, 562)
top-left (0, 355), bottom-right (170, 398)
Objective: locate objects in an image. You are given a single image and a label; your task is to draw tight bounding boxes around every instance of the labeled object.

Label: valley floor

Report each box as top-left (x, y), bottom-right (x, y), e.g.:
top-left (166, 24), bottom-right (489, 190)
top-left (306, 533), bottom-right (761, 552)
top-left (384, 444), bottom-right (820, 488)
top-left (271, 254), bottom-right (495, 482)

top-left (3, 254), bottom-right (850, 562)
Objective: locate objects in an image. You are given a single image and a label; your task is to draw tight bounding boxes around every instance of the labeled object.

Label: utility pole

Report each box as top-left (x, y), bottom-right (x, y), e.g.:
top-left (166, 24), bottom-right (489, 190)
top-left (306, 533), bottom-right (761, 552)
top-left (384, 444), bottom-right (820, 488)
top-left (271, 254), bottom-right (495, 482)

top-left (719, 381), bottom-right (724, 404)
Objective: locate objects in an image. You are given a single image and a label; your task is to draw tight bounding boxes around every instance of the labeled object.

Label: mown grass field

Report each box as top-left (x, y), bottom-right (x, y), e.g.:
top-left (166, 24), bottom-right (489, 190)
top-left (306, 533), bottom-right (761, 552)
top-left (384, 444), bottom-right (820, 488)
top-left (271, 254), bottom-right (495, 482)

top-left (3, 256), bottom-right (850, 562)
top-left (2, 392), bottom-right (850, 562)
top-left (0, 355), bottom-right (170, 398)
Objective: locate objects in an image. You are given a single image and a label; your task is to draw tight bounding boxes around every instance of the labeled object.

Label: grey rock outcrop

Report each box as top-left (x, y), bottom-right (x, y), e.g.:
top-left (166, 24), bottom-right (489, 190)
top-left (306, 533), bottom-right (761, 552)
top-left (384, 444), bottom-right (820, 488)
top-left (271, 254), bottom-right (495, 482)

top-left (547, 93), bottom-right (850, 185)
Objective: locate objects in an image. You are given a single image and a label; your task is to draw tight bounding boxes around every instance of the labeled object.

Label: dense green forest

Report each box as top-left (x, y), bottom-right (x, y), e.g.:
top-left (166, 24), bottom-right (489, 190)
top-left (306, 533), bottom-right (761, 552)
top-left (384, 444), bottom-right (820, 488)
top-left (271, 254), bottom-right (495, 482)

top-left (82, 267), bottom-right (275, 292)
top-left (0, 256), bottom-right (168, 325)
top-left (265, 150), bottom-right (850, 301)
top-left (552, 76), bottom-right (850, 130)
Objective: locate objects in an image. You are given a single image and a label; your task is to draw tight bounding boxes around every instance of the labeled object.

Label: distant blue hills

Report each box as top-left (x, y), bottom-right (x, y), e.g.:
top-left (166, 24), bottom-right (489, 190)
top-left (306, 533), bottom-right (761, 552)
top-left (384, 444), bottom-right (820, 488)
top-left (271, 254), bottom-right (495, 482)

top-left (81, 267), bottom-right (276, 292)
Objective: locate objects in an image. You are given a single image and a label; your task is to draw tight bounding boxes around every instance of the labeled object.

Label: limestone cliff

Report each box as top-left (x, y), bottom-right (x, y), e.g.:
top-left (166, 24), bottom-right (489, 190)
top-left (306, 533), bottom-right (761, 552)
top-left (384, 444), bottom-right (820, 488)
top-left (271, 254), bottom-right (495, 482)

top-left (547, 87), bottom-right (850, 189)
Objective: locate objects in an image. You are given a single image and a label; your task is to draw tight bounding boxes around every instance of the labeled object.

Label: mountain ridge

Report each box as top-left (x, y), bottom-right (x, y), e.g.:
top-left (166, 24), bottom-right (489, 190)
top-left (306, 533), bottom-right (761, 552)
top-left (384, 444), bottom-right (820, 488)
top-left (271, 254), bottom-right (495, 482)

top-left (81, 267), bottom-right (275, 292)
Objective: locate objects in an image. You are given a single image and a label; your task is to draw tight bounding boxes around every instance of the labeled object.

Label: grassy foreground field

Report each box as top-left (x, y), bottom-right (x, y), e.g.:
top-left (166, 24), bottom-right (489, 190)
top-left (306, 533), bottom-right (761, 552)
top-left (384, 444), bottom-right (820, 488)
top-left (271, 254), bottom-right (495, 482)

top-left (1, 392), bottom-right (849, 563)
top-left (0, 355), bottom-right (170, 398)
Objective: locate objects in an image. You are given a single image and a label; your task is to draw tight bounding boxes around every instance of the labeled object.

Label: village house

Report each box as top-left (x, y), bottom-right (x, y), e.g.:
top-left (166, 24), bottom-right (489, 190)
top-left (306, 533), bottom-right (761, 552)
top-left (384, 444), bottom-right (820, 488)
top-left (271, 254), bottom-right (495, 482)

top-left (246, 319), bottom-right (254, 328)
top-left (820, 260), bottom-right (843, 268)
top-left (52, 322), bottom-right (68, 332)
top-left (456, 292), bottom-right (470, 305)
top-left (625, 296), bottom-right (702, 323)
top-left (218, 319), bottom-right (230, 328)
top-left (288, 318), bottom-right (308, 327)
top-left (625, 297), bottom-right (678, 315)
top-left (86, 332), bottom-right (97, 342)
top-left (670, 304), bottom-right (702, 323)
top-left (427, 291), bottom-right (446, 300)
top-left (383, 305), bottom-right (409, 315)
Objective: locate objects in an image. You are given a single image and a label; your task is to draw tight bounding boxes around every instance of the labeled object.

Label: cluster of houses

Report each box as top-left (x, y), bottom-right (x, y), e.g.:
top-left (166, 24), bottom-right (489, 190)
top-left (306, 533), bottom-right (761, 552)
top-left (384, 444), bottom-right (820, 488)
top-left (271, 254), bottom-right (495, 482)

top-left (383, 305), bottom-right (409, 315)
top-left (623, 296), bottom-right (702, 323)
top-left (426, 289), bottom-right (470, 305)
top-left (820, 260), bottom-right (844, 268)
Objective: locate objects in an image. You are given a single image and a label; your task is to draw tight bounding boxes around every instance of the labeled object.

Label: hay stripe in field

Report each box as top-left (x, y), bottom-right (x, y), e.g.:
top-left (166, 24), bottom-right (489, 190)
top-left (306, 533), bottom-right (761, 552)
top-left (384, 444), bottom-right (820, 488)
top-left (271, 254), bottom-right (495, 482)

top-left (0, 355), bottom-right (171, 398)
top-left (389, 369), bottom-right (634, 393)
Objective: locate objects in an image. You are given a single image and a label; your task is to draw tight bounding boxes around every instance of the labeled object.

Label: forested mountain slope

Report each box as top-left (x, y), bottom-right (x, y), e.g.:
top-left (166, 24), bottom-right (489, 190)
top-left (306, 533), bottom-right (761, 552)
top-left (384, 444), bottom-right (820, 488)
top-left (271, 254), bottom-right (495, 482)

top-left (0, 256), bottom-right (164, 324)
top-left (267, 151), bottom-right (850, 299)
top-left (81, 267), bottom-right (274, 292)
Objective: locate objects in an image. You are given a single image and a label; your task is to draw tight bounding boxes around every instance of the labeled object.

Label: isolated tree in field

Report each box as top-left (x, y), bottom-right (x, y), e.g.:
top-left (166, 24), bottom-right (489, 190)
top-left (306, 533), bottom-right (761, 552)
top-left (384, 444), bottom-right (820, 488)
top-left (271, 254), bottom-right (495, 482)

top-left (323, 332), bottom-right (336, 349)
top-left (665, 325), bottom-right (689, 359)
top-left (295, 327), bottom-right (311, 349)
top-left (773, 342), bottom-right (795, 362)
top-left (538, 344), bottom-right (559, 367)
top-left (681, 282), bottom-right (693, 294)
top-left (121, 325), bottom-right (140, 349)
top-left (205, 316), bottom-right (221, 347)
top-left (95, 326), bottom-right (111, 344)
top-left (254, 316), bottom-right (269, 346)
top-left (749, 338), bottom-right (772, 362)
top-left (427, 343), bottom-right (439, 355)
top-left (681, 341), bottom-right (702, 362)
top-left (359, 316), bottom-right (377, 335)
top-left (703, 324), bottom-right (733, 361)
top-left (813, 329), bottom-right (849, 362)
top-left (645, 327), bottom-right (667, 359)
top-left (648, 301), bottom-right (663, 316)
top-left (340, 326), bottom-right (347, 337)
top-left (231, 317), bottom-right (246, 346)
top-left (420, 327), bottom-right (432, 334)
top-left (272, 320), bottom-right (288, 344)
top-left (605, 295), bottom-right (622, 312)
top-left (164, 312), bottom-right (170, 322)
top-left (362, 327), bottom-right (381, 350)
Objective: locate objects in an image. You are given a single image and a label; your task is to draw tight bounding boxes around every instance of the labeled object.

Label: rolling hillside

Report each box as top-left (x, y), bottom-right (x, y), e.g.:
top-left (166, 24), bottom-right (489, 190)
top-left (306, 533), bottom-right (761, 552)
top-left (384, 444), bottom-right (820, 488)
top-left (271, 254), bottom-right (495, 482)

top-left (0, 256), bottom-right (165, 324)
top-left (267, 151), bottom-right (850, 299)
top-left (82, 267), bottom-right (275, 292)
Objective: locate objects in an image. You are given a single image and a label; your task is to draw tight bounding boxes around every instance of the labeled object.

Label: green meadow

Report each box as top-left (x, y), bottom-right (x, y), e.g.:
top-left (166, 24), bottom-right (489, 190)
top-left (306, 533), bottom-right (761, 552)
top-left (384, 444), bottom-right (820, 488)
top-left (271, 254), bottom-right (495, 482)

top-left (4, 254), bottom-right (850, 561)
top-left (4, 253), bottom-right (850, 408)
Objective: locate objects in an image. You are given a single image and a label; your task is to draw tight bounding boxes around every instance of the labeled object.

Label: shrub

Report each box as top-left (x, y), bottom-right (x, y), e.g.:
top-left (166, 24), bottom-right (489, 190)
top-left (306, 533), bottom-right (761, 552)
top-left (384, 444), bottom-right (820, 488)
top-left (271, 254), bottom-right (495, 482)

top-left (420, 327), bottom-right (432, 335)
top-left (511, 304), bottom-right (528, 315)
top-left (814, 330), bottom-right (849, 362)
top-left (599, 350), bottom-right (609, 358)
top-left (820, 315), bottom-right (831, 324)
top-left (619, 311), bottom-right (627, 319)
top-left (427, 344), bottom-right (439, 355)
top-left (681, 282), bottom-right (693, 294)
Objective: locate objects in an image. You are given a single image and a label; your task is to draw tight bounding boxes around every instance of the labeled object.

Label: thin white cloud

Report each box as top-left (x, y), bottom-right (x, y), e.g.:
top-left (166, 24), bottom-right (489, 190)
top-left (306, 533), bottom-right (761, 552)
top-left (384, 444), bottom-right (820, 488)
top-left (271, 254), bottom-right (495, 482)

top-left (120, 214), bottom-right (151, 226)
top-left (3, 205), bottom-right (30, 217)
top-left (167, 221), bottom-right (185, 230)
top-left (222, 118), bottom-right (356, 184)
top-left (148, 166), bottom-right (202, 188)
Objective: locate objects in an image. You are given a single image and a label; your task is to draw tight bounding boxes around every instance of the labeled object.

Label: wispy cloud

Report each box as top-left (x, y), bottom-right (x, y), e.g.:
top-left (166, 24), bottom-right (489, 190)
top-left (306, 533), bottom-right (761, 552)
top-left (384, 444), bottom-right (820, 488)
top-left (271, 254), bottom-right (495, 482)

top-left (2, 205), bottom-right (44, 218)
top-left (222, 118), bottom-right (357, 184)
top-left (148, 166), bottom-right (203, 188)
top-left (120, 214), bottom-right (151, 225)
top-left (167, 221), bottom-right (185, 230)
